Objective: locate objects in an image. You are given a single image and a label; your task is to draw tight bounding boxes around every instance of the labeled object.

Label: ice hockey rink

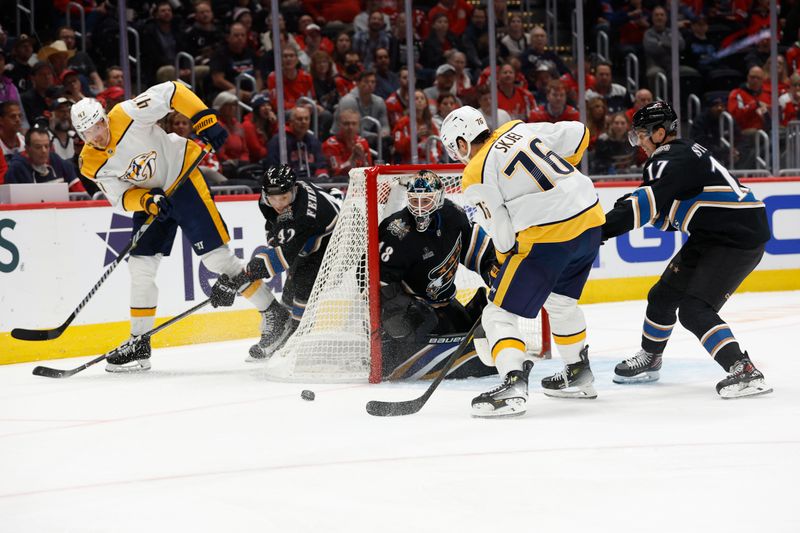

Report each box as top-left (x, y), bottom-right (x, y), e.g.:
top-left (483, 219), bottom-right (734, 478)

top-left (1, 291), bottom-right (798, 533)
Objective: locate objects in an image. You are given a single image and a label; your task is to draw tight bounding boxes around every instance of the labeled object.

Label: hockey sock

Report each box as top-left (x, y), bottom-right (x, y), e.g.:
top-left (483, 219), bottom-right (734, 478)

top-left (290, 298), bottom-right (307, 321)
top-left (640, 315), bottom-right (674, 355)
top-left (678, 295), bottom-right (743, 371)
top-left (543, 293), bottom-right (586, 364)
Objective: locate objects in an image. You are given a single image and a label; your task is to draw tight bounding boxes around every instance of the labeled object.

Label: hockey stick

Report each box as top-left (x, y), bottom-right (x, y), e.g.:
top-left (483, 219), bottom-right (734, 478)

top-left (12, 144), bottom-right (212, 341)
top-left (32, 299), bottom-right (211, 378)
top-left (366, 318), bottom-right (481, 417)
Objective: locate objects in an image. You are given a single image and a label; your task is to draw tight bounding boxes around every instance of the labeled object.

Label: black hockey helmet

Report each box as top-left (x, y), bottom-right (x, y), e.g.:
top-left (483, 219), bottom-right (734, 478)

top-left (261, 164), bottom-right (297, 196)
top-left (629, 101), bottom-right (678, 146)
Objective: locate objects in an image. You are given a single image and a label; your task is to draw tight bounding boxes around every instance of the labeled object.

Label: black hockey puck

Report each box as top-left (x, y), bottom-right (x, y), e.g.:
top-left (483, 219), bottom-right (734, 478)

top-left (301, 390), bottom-right (315, 401)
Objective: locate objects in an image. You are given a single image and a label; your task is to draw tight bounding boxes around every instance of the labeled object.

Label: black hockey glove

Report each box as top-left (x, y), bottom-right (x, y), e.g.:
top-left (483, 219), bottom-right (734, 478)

top-left (209, 272), bottom-right (247, 307)
top-left (191, 109), bottom-right (228, 151)
top-left (142, 188), bottom-right (172, 222)
top-left (245, 254), bottom-right (273, 281)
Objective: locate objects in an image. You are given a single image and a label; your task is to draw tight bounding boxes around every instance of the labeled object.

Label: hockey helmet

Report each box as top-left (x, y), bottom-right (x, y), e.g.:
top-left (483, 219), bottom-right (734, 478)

top-left (440, 106), bottom-right (489, 164)
top-left (407, 169), bottom-right (444, 232)
top-left (629, 101), bottom-right (678, 146)
top-left (261, 164), bottom-right (297, 196)
top-left (70, 97), bottom-right (109, 146)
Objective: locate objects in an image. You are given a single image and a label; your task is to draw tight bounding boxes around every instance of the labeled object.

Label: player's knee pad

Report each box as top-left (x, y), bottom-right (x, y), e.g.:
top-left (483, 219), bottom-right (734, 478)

top-left (480, 302), bottom-right (525, 368)
top-left (542, 292), bottom-right (584, 333)
top-left (129, 254), bottom-right (162, 308)
top-left (200, 245), bottom-right (244, 277)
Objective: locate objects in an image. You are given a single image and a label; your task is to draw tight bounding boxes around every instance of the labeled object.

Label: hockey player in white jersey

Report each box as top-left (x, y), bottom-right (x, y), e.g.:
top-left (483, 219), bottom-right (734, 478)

top-left (72, 82), bottom-right (273, 372)
top-left (441, 106), bottom-right (605, 417)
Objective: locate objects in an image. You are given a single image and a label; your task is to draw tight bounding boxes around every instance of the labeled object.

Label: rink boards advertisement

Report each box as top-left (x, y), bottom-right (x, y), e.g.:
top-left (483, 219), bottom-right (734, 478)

top-left (1, 179), bottom-right (798, 364)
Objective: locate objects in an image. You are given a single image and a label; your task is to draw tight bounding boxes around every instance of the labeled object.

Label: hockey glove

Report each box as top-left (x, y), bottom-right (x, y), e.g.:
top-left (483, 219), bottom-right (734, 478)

top-left (245, 254), bottom-right (274, 281)
top-left (191, 109), bottom-right (228, 151)
top-left (142, 188), bottom-right (172, 221)
top-left (209, 272), bottom-right (248, 307)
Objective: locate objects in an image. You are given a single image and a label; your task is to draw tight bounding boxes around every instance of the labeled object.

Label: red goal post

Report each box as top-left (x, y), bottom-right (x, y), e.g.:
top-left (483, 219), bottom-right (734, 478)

top-left (264, 164), bottom-right (551, 384)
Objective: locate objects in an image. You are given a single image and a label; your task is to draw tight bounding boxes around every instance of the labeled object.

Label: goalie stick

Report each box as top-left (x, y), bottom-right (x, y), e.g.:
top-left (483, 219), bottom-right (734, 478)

top-left (366, 318), bottom-right (481, 417)
top-left (12, 144), bottom-right (212, 342)
top-left (32, 299), bottom-right (211, 378)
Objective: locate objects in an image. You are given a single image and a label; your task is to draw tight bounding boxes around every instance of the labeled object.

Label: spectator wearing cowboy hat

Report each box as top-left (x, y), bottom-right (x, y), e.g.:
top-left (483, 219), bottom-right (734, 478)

top-left (57, 26), bottom-right (105, 94)
top-left (37, 39), bottom-right (75, 80)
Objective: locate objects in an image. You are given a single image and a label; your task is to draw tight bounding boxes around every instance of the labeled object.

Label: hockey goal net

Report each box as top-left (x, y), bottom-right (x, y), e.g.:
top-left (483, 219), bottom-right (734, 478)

top-left (265, 164), bottom-right (551, 383)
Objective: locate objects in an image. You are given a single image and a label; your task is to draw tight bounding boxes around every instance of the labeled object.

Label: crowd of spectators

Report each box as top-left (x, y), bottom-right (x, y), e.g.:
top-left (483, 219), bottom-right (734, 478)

top-left (2, 0), bottom-right (800, 191)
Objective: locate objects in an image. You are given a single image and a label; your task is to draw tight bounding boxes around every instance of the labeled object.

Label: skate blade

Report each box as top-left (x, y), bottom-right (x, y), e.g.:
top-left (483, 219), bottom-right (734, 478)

top-left (719, 380), bottom-right (774, 399)
top-left (245, 354), bottom-right (270, 363)
top-left (612, 371), bottom-right (659, 384)
top-left (471, 398), bottom-right (527, 418)
top-left (105, 360), bottom-right (151, 373)
top-left (543, 384), bottom-right (597, 400)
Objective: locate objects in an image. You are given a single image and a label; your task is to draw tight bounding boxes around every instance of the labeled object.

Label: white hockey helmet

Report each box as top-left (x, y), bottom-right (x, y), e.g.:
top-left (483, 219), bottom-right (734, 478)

top-left (440, 106), bottom-right (490, 164)
top-left (70, 98), bottom-right (108, 140)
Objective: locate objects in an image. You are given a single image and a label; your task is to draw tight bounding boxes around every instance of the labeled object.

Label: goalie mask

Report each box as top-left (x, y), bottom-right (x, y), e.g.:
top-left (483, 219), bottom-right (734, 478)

top-left (406, 170), bottom-right (444, 232)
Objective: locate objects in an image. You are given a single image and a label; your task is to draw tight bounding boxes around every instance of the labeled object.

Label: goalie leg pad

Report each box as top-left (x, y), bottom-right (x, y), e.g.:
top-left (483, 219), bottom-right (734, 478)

top-left (202, 245), bottom-right (273, 311)
top-left (130, 254), bottom-right (162, 335)
top-left (543, 292), bottom-right (586, 365)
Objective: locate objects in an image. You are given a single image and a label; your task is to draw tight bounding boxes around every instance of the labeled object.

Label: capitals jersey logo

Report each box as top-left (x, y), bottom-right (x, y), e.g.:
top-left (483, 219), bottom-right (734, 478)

top-left (426, 234), bottom-right (461, 301)
top-left (123, 151), bottom-right (157, 183)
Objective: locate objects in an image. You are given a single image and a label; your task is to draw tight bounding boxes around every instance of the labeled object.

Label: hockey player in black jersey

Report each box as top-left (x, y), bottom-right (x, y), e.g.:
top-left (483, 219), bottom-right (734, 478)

top-left (378, 169), bottom-right (498, 380)
top-left (210, 164), bottom-right (341, 360)
top-left (602, 101), bottom-right (772, 398)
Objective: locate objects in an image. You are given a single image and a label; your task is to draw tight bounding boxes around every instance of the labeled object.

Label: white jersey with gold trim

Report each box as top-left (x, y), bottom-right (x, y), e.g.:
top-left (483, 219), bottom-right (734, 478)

top-left (78, 82), bottom-right (207, 210)
top-left (462, 120), bottom-right (604, 253)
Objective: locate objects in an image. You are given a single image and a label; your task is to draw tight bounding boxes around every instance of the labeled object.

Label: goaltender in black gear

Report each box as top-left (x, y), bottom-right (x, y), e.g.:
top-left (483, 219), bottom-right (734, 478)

top-left (378, 169), bottom-right (498, 380)
top-left (210, 164), bottom-right (341, 360)
top-left (602, 101), bottom-right (772, 398)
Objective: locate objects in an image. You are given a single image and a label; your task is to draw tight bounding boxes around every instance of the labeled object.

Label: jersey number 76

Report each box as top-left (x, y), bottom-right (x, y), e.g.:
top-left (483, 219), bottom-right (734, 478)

top-left (502, 137), bottom-right (574, 191)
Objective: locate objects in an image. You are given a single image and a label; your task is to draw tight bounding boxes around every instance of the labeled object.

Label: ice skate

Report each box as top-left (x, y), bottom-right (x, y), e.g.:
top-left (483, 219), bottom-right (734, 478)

top-left (247, 302), bottom-right (292, 362)
top-left (541, 346), bottom-right (597, 399)
top-left (472, 361), bottom-right (534, 418)
top-left (613, 349), bottom-right (662, 384)
top-left (106, 336), bottom-right (152, 373)
top-left (716, 354), bottom-right (773, 399)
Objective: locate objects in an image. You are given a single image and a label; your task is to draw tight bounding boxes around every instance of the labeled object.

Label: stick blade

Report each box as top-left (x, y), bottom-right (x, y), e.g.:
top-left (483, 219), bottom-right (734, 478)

top-left (12, 327), bottom-right (63, 341)
top-left (32, 365), bottom-right (71, 379)
top-left (366, 399), bottom-right (423, 417)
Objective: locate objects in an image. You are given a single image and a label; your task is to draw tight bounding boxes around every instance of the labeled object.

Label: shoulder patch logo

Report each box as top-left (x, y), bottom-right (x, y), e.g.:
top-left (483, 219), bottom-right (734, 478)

top-left (652, 144), bottom-right (671, 157)
top-left (123, 151), bottom-right (157, 183)
top-left (387, 218), bottom-right (410, 240)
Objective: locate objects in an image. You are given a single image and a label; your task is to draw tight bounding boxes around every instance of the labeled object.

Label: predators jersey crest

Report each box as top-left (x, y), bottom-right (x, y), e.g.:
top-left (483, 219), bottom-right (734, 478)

top-left (123, 151), bottom-right (158, 183)
top-left (426, 233), bottom-right (461, 300)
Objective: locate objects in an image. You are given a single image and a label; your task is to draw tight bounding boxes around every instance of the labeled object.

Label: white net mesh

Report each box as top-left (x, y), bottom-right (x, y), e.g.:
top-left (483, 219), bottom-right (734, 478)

top-left (264, 165), bottom-right (546, 383)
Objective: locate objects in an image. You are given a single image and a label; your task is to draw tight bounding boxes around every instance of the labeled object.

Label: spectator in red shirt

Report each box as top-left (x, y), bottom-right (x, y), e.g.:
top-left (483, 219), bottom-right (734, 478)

top-left (786, 28), bottom-right (800, 75)
top-left (323, 108), bottom-right (373, 178)
top-left (212, 91), bottom-right (250, 176)
top-left (393, 89), bottom-right (442, 164)
top-left (298, 23), bottom-right (334, 70)
top-left (760, 55), bottom-right (790, 106)
top-left (529, 80), bottom-right (580, 123)
top-left (728, 65), bottom-right (769, 132)
top-left (427, 0), bottom-right (473, 37)
top-left (625, 88), bottom-right (653, 124)
top-left (385, 66), bottom-right (410, 127)
top-left (496, 62), bottom-right (536, 121)
top-left (335, 51), bottom-right (361, 97)
top-left (303, 0), bottom-right (361, 30)
top-left (242, 93), bottom-right (278, 162)
top-left (780, 73), bottom-right (800, 125)
top-left (267, 47), bottom-right (314, 110)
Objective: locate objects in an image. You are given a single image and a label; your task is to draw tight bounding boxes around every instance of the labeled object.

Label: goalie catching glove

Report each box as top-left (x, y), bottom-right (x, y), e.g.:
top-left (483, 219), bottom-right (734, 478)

top-left (191, 109), bottom-right (228, 151)
top-left (209, 272), bottom-right (249, 307)
top-left (141, 188), bottom-right (172, 221)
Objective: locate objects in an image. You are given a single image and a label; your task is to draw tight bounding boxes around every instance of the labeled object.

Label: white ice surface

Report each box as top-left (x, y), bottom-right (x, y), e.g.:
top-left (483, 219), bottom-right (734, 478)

top-left (1, 292), bottom-right (798, 533)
